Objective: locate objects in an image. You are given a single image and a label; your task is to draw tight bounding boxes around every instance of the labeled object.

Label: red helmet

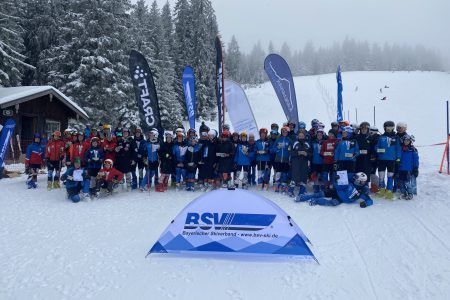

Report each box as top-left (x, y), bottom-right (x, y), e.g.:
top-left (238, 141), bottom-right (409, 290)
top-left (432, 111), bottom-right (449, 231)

top-left (53, 130), bottom-right (61, 137)
top-left (259, 128), bottom-right (268, 135)
top-left (281, 126), bottom-right (290, 132)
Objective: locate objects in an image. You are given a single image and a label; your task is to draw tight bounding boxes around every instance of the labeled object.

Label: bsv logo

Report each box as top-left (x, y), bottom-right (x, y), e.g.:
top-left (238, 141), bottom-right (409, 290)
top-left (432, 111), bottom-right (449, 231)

top-left (184, 213), bottom-right (276, 231)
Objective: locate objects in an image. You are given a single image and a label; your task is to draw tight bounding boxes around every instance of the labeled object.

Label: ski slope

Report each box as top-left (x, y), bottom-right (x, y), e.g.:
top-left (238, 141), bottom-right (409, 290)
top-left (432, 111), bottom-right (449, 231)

top-left (1, 71), bottom-right (450, 300)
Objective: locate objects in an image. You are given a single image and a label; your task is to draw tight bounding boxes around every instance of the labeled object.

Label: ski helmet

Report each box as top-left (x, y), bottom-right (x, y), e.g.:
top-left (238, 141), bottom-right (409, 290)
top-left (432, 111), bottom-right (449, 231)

top-left (339, 120), bottom-right (350, 127)
top-left (331, 121), bottom-right (339, 127)
top-left (311, 119), bottom-right (319, 127)
top-left (281, 126), bottom-right (290, 133)
top-left (240, 131), bottom-right (248, 139)
top-left (149, 130), bottom-right (159, 142)
top-left (104, 159), bottom-right (114, 167)
top-left (271, 123), bottom-right (279, 130)
top-left (164, 131), bottom-right (173, 140)
top-left (259, 128), bottom-right (268, 136)
top-left (288, 121), bottom-right (296, 128)
top-left (396, 121), bottom-right (407, 131)
top-left (369, 126), bottom-right (379, 134)
top-left (90, 137), bottom-right (100, 144)
top-left (298, 121), bottom-right (306, 130)
top-left (401, 134), bottom-right (413, 143)
top-left (175, 128), bottom-right (184, 134)
top-left (34, 133), bottom-right (41, 139)
top-left (383, 121), bottom-right (395, 128)
top-left (359, 121), bottom-right (370, 129)
top-left (53, 130), bottom-right (61, 137)
top-left (353, 172), bottom-right (368, 186)
top-left (223, 124), bottom-right (231, 131)
top-left (249, 133), bottom-right (255, 140)
top-left (208, 129), bottom-right (218, 139)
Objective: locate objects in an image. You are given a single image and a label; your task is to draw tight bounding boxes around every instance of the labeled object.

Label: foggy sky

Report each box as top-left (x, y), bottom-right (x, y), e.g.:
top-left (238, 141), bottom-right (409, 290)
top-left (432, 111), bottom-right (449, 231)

top-left (151, 0), bottom-right (450, 55)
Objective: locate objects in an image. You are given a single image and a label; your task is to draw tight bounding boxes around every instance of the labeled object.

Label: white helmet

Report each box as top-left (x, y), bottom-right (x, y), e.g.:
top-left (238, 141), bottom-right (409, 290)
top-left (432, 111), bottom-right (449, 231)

top-left (164, 131), bottom-right (173, 139)
top-left (149, 129), bottom-right (159, 142)
top-left (396, 121), bottom-right (407, 130)
top-left (353, 172), bottom-right (368, 186)
top-left (208, 129), bottom-right (217, 139)
top-left (175, 128), bottom-right (184, 134)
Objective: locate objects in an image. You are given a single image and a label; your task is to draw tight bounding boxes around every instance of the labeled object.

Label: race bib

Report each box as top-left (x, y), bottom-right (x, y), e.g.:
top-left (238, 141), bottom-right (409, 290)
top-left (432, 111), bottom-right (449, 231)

top-left (345, 153), bottom-right (353, 158)
top-left (360, 150), bottom-right (368, 155)
top-left (324, 151), bottom-right (332, 156)
top-left (327, 144), bottom-right (334, 150)
top-left (73, 170), bottom-right (84, 182)
top-left (377, 149), bottom-right (386, 153)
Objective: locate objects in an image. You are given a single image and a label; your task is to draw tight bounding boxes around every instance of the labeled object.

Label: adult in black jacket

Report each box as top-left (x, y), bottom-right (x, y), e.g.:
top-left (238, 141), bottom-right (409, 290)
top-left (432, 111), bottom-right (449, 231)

top-left (216, 131), bottom-right (235, 188)
top-left (156, 133), bottom-right (175, 191)
top-left (198, 131), bottom-right (218, 190)
top-left (115, 130), bottom-right (137, 190)
top-left (355, 122), bottom-right (373, 179)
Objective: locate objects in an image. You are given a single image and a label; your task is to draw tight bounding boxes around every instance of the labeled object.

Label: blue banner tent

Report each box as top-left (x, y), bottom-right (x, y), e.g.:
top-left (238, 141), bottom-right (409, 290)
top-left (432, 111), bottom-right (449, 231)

top-left (148, 189), bottom-right (316, 261)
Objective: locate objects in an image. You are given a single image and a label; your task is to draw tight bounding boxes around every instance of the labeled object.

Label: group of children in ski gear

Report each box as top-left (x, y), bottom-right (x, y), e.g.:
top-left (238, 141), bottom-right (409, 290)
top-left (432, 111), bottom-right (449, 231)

top-left (24, 118), bottom-right (419, 205)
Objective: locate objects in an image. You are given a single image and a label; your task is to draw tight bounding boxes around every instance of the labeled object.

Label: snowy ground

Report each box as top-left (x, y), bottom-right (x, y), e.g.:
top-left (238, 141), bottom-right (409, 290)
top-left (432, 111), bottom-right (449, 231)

top-left (1, 71), bottom-right (450, 299)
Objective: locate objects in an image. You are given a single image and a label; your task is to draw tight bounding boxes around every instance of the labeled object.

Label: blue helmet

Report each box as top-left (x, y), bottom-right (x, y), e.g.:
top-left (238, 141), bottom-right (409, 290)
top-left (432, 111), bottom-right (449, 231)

top-left (298, 121), bottom-right (307, 130)
top-left (34, 133), bottom-right (41, 139)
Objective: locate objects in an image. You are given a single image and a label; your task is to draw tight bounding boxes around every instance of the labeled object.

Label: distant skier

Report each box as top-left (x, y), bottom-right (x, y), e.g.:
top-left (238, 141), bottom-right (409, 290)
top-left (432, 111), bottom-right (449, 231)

top-left (381, 96), bottom-right (387, 101)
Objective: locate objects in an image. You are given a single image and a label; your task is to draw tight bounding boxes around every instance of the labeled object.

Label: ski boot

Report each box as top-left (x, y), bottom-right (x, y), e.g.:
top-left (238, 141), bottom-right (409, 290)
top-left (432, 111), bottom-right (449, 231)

top-left (257, 183), bottom-right (263, 191)
top-left (370, 183), bottom-right (379, 194)
top-left (281, 184), bottom-right (288, 195)
top-left (385, 190), bottom-right (394, 200)
top-left (155, 183), bottom-right (164, 192)
top-left (53, 181), bottom-right (61, 189)
top-left (401, 192), bottom-right (413, 200)
top-left (376, 188), bottom-right (386, 198)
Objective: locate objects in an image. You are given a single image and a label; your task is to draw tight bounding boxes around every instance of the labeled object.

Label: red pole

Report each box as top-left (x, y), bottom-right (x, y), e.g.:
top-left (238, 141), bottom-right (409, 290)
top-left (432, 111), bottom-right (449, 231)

top-left (446, 101), bottom-right (449, 174)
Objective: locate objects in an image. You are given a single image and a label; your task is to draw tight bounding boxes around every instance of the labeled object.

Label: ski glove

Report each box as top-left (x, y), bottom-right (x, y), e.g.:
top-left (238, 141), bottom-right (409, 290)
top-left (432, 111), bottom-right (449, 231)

top-left (412, 168), bottom-right (419, 177)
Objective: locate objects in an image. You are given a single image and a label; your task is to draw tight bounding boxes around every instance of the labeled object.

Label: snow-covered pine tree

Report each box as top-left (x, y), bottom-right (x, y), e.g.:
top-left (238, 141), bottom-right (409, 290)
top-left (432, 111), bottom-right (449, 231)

top-left (64, 0), bottom-right (134, 125)
top-left (19, 0), bottom-right (58, 85)
top-left (173, 0), bottom-right (194, 116)
top-left (0, 0), bottom-right (35, 86)
top-left (225, 35), bottom-right (241, 82)
top-left (190, 0), bottom-right (218, 120)
top-left (146, 1), bottom-right (182, 130)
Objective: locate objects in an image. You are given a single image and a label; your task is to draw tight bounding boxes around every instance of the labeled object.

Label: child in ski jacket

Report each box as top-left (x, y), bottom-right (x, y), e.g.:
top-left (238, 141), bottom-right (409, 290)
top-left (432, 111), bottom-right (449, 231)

top-left (61, 158), bottom-right (89, 202)
top-left (25, 134), bottom-right (45, 189)
top-left (398, 135), bottom-right (419, 199)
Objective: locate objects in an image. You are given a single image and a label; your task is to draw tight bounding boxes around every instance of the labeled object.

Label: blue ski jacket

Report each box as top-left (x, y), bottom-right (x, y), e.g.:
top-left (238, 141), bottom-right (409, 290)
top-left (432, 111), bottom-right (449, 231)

top-left (235, 142), bottom-right (252, 166)
top-left (375, 133), bottom-right (401, 161)
top-left (84, 147), bottom-right (104, 169)
top-left (312, 139), bottom-right (324, 164)
top-left (336, 181), bottom-right (373, 206)
top-left (143, 142), bottom-right (160, 163)
top-left (399, 145), bottom-right (419, 171)
top-left (271, 136), bottom-right (292, 163)
top-left (334, 139), bottom-right (359, 162)
top-left (173, 140), bottom-right (188, 163)
top-left (255, 139), bottom-right (271, 162)
top-left (61, 167), bottom-right (88, 189)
